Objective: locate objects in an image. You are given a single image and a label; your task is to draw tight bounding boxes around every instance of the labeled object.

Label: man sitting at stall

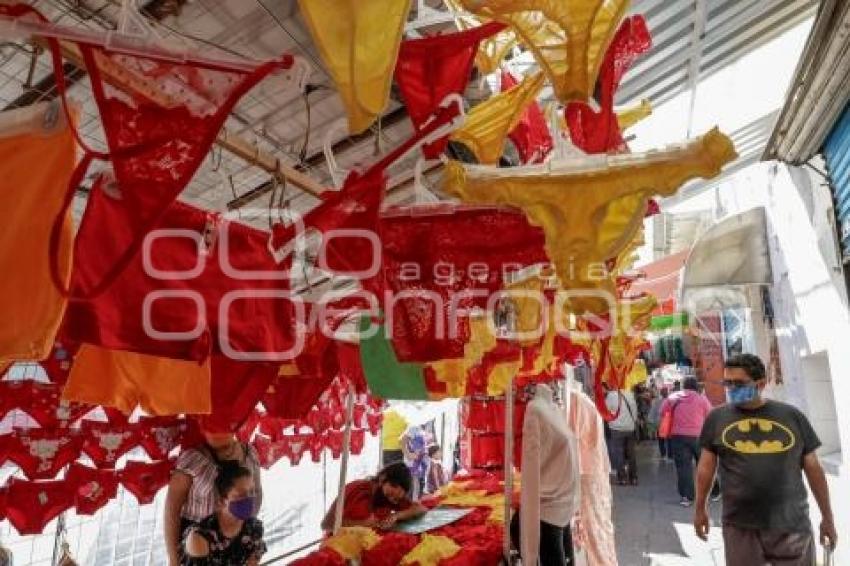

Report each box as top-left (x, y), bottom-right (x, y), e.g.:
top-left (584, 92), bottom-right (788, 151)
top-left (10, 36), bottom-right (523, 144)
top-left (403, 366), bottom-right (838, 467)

top-left (320, 462), bottom-right (427, 533)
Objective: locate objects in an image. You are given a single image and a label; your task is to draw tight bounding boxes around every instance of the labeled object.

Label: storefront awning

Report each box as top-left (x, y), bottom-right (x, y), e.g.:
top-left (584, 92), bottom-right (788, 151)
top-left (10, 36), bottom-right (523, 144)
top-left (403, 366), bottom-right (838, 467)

top-left (680, 207), bottom-right (772, 311)
top-left (632, 249), bottom-right (689, 314)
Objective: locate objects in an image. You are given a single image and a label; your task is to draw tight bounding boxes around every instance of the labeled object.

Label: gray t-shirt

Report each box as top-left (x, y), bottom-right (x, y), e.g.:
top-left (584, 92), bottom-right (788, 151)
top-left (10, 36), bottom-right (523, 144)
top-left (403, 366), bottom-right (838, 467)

top-left (699, 400), bottom-right (820, 532)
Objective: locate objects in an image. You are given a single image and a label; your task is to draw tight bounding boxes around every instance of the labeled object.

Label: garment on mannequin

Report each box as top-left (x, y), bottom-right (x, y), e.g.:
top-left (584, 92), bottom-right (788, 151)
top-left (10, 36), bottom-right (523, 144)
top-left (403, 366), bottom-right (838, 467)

top-left (520, 383), bottom-right (580, 565)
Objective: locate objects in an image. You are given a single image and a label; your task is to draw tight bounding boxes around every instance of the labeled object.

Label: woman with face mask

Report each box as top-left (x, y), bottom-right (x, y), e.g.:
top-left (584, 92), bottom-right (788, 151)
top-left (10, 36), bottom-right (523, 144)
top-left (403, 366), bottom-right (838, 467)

top-left (183, 461), bottom-right (265, 565)
top-left (320, 462), bottom-right (427, 533)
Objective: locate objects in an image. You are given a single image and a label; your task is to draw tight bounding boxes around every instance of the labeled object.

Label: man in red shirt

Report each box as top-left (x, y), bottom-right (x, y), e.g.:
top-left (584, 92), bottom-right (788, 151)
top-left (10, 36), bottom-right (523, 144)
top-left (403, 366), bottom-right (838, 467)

top-left (321, 462), bottom-right (426, 532)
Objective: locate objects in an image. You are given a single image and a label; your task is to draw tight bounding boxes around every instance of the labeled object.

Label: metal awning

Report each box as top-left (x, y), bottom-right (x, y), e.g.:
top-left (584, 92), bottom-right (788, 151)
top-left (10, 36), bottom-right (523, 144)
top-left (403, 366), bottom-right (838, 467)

top-left (763, 0), bottom-right (850, 164)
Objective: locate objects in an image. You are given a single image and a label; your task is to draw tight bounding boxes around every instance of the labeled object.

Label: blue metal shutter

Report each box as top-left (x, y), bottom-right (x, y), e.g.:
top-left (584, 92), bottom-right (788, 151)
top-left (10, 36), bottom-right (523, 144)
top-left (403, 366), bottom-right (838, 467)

top-left (824, 103), bottom-right (850, 260)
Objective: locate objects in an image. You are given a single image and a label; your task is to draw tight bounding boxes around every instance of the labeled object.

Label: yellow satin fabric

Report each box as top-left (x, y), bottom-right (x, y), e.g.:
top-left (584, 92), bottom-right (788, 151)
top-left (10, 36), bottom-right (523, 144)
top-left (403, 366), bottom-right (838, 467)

top-left (324, 527), bottom-right (380, 560)
top-left (451, 71), bottom-right (545, 164)
top-left (446, 0), bottom-right (518, 75)
top-left (442, 128), bottom-right (737, 313)
top-left (617, 98), bottom-right (652, 131)
top-left (297, 0), bottom-right (411, 134)
top-left (400, 534), bottom-right (461, 565)
top-left (458, 0), bottom-right (630, 102)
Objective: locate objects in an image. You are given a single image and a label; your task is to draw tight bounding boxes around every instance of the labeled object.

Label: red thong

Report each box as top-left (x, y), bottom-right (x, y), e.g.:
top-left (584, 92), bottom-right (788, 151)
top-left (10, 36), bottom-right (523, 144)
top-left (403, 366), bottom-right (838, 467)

top-left (62, 193), bottom-right (298, 361)
top-left (308, 434), bottom-right (324, 463)
top-left (374, 204), bottom-right (548, 363)
top-left (119, 458), bottom-right (175, 504)
top-left (365, 411), bottom-right (383, 436)
top-left (195, 357), bottom-right (278, 434)
top-left (500, 70), bottom-right (553, 164)
top-left (137, 416), bottom-right (188, 460)
top-left (325, 430), bottom-right (344, 459)
top-left (81, 421), bottom-right (140, 468)
top-left (0, 381), bottom-right (91, 428)
top-left (5, 427), bottom-right (83, 481)
top-left (395, 22), bottom-right (505, 158)
top-left (565, 16), bottom-right (651, 154)
top-left (3, 477), bottom-right (74, 535)
top-left (65, 462), bottom-right (119, 515)
top-left (33, 14), bottom-right (291, 301)
top-left (349, 429), bottom-right (366, 456)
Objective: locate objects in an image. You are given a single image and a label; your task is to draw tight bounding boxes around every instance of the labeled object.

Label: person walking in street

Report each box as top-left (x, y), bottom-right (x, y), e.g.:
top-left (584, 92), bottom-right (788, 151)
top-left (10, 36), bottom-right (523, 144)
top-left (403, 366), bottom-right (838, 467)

top-left (605, 387), bottom-right (639, 485)
top-left (661, 376), bottom-right (712, 506)
top-left (648, 387), bottom-right (671, 461)
top-left (694, 354), bottom-right (837, 566)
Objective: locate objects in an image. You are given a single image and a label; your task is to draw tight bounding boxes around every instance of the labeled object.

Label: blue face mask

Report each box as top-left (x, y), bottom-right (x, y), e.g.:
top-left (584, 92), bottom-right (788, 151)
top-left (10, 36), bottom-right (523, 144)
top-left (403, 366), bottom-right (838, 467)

top-left (725, 383), bottom-right (758, 406)
top-left (227, 496), bottom-right (255, 520)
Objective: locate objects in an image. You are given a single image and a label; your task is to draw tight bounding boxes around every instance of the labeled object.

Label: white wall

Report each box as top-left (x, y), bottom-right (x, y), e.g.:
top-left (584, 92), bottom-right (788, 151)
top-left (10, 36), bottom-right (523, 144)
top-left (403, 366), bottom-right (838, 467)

top-left (666, 160), bottom-right (850, 562)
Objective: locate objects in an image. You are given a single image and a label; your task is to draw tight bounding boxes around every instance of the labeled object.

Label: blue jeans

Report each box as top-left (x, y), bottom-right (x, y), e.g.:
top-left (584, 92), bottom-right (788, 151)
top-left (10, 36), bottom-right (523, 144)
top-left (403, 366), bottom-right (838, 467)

top-left (670, 435), bottom-right (700, 500)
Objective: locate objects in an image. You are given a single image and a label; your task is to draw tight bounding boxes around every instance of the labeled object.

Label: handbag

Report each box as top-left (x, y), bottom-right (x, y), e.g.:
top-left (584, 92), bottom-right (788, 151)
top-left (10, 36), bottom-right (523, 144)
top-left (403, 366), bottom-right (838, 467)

top-left (658, 401), bottom-right (679, 439)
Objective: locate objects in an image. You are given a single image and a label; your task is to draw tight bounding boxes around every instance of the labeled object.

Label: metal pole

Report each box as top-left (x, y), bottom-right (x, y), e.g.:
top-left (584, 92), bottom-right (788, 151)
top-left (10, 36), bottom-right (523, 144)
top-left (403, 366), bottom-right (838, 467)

top-left (503, 374), bottom-right (515, 563)
top-left (332, 381), bottom-right (356, 535)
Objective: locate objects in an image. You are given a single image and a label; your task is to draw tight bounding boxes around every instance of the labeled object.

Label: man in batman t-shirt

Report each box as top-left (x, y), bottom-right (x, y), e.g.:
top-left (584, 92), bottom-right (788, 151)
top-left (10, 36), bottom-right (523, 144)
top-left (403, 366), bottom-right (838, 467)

top-left (693, 353), bottom-right (837, 566)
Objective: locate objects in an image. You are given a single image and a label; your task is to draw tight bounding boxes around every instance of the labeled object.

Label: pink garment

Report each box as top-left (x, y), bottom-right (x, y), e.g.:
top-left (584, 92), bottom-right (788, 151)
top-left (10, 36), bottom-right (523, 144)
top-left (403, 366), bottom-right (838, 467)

top-left (661, 390), bottom-right (712, 437)
top-left (568, 390), bottom-right (617, 566)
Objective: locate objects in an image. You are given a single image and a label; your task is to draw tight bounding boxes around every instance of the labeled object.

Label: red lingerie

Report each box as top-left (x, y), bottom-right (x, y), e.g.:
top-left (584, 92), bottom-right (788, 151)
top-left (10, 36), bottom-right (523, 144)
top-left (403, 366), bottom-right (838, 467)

top-left (137, 416), bottom-right (188, 460)
top-left (81, 421), bottom-right (140, 468)
top-left (3, 427), bottom-right (84, 480)
top-left (374, 204), bottom-right (548, 363)
top-left (262, 374), bottom-right (334, 421)
top-left (0, 381), bottom-right (92, 428)
top-left (3, 477), bottom-right (74, 535)
top-left (119, 458), bottom-right (175, 505)
top-left (65, 462), bottom-right (119, 515)
top-left (195, 357), bottom-right (279, 434)
top-left (38, 341), bottom-right (77, 386)
top-left (395, 22), bottom-right (505, 158)
top-left (63, 192), bottom-right (299, 362)
top-left (500, 70), bottom-right (553, 164)
top-left (565, 16), bottom-right (651, 154)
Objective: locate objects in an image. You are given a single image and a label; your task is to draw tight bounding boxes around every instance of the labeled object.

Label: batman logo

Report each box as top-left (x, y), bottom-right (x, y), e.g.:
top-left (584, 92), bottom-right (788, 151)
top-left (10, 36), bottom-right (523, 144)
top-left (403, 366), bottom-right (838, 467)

top-left (721, 418), bottom-right (795, 454)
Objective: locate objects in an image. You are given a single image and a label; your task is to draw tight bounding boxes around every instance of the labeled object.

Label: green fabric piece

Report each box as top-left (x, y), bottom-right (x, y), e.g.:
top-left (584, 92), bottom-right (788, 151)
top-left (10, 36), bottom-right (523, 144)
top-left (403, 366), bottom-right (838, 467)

top-left (650, 312), bottom-right (689, 332)
top-left (359, 314), bottom-right (429, 400)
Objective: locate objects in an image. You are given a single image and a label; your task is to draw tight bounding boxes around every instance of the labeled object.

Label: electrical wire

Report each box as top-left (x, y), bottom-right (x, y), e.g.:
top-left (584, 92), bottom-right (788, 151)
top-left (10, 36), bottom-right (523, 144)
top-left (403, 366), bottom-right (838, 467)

top-left (253, 0), bottom-right (327, 76)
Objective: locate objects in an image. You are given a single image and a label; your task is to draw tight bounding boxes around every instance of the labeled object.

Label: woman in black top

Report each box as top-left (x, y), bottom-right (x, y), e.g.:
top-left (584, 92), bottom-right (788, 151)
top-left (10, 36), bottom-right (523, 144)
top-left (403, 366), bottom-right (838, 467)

top-left (183, 461), bottom-right (266, 565)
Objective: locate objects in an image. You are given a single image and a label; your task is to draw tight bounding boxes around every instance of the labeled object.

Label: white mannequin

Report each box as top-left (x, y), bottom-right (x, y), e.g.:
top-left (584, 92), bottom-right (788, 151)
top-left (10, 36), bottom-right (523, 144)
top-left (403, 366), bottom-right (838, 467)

top-left (520, 383), bottom-right (580, 565)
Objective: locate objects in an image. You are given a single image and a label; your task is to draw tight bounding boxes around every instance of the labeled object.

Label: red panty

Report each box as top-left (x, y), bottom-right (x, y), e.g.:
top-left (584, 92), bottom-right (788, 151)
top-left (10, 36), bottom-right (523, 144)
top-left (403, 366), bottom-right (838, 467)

top-left (81, 422), bottom-right (140, 468)
top-left (3, 477), bottom-right (74, 535)
top-left (66, 462), bottom-right (119, 515)
top-left (5, 427), bottom-right (84, 480)
top-left (119, 458), bottom-right (175, 504)
top-left (137, 416), bottom-right (188, 460)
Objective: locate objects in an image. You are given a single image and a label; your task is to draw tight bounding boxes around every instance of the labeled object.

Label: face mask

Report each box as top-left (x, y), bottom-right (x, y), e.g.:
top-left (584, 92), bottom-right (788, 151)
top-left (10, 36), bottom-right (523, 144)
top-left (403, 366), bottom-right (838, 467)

top-left (227, 496), bottom-right (255, 520)
top-left (725, 384), bottom-right (758, 406)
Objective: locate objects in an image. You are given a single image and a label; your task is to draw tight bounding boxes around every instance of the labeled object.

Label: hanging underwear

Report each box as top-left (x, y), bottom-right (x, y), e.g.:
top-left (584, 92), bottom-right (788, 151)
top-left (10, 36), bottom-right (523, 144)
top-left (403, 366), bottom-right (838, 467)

top-left (565, 15), bottom-right (651, 154)
top-left (450, 72), bottom-right (545, 164)
top-left (4, 427), bottom-right (84, 481)
top-left (39, 341), bottom-right (77, 386)
top-left (252, 434), bottom-right (286, 469)
top-left (119, 458), bottom-right (175, 504)
top-left (62, 344), bottom-right (212, 416)
top-left (395, 22), bottom-right (505, 158)
top-left (374, 204), bottom-right (548, 363)
top-left (3, 477), bottom-right (74, 535)
top-left (0, 381), bottom-right (92, 428)
top-left (81, 421), bottom-right (140, 468)
top-left (65, 462), bottom-right (119, 515)
top-left (194, 357), bottom-right (279, 434)
top-left (137, 416), bottom-right (189, 460)
top-left (297, 0), bottom-right (411, 134)
top-left (445, 0), bottom-right (519, 76)
top-left (263, 373), bottom-right (334, 421)
top-left (441, 128), bottom-right (737, 313)
top-left (457, 0), bottom-right (630, 103)
top-left (9, 0), bottom-right (291, 302)
top-left (0, 112), bottom-right (75, 364)
top-left (500, 70), bottom-right (553, 164)
top-left (62, 191), bottom-right (298, 361)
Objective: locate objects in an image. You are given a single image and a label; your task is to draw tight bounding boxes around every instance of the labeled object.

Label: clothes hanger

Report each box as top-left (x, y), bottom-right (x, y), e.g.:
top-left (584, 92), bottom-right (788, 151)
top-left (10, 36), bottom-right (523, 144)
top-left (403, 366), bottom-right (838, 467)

top-left (323, 118), bottom-right (350, 189)
top-left (0, 0), bottom-right (269, 73)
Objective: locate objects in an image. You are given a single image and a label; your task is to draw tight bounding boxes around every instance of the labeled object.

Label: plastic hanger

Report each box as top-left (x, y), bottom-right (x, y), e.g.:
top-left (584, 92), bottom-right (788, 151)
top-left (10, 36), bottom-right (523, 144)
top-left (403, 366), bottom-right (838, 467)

top-left (323, 118), bottom-right (350, 189)
top-left (0, 2), bottom-right (273, 73)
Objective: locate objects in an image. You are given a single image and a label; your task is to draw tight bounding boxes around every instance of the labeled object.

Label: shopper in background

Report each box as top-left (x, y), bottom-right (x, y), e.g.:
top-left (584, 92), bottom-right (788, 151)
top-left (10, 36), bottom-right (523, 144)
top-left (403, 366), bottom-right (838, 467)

top-left (648, 387), bottom-right (671, 461)
top-left (425, 444), bottom-right (449, 494)
top-left (165, 431), bottom-right (264, 566)
top-left (320, 462), bottom-right (427, 532)
top-left (381, 409), bottom-right (408, 466)
top-left (400, 424), bottom-right (431, 499)
top-left (605, 387), bottom-right (639, 485)
top-left (183, 461), bottom-right (265, 565)
top-left (695, 354), bottom-right (837, 565)
top-left (662, 377), bottom-right (712, 506)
